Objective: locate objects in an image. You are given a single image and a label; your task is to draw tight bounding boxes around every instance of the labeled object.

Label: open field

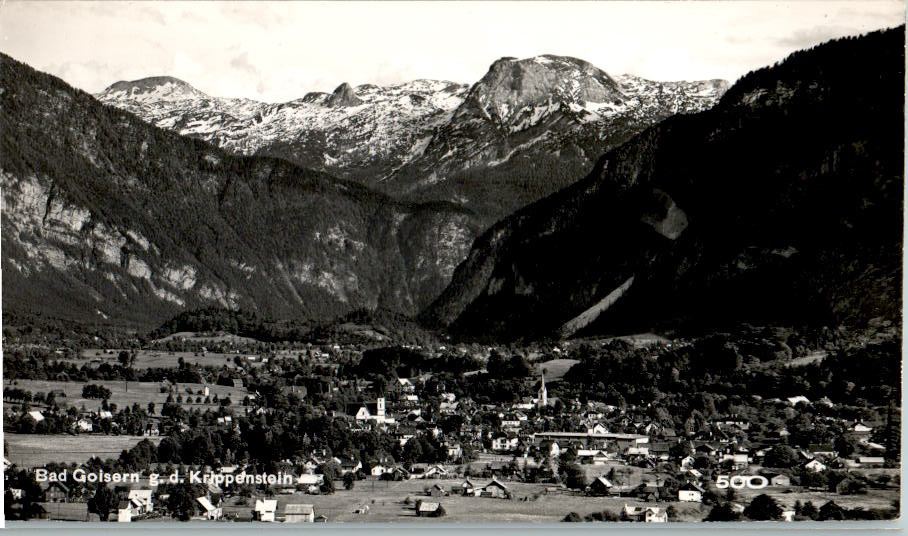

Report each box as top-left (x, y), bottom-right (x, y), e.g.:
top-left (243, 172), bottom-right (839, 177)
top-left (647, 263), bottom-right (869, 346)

top-left (152, 331), bottom-right (261, 345)
top-left (74, 349), bottom-right (263, 370)
top-left (601, 333), bottom-right (672, 348)
top-left (220, 478), bottom-right (706, 523)
top-left (6, 433), bottom-right (163, 467)
top-left (8, 379), bottom-right (248, 413)
top-left (217, 477), bottom-right (901, 523)
top-left (534, 359), bottom-right (579, 381)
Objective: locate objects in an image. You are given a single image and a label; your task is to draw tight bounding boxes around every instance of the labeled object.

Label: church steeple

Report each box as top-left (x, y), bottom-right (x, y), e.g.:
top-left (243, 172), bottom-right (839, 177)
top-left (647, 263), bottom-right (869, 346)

top-left (538, 372), bottom-right (548, 407)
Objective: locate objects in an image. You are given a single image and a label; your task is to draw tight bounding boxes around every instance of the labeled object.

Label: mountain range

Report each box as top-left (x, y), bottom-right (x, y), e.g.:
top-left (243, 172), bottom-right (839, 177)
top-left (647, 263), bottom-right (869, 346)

top-left (2, 28), bottom-right (901, 338)
top-left (97, 55), bottom-right (728, 224)
top-left (1, 53), bottom-right (726, 328)
top-left (422, 27), bottom-right (904, 341)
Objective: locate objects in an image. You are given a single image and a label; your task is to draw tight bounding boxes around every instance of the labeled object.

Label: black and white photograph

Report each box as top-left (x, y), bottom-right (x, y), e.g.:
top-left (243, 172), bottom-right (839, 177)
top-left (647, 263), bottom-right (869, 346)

top-left (0, 0), bottom-right (904, 526)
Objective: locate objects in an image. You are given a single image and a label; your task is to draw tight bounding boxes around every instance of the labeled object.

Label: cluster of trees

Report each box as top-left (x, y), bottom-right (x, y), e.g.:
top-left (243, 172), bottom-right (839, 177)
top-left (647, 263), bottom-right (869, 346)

top-left (81, 384), bottom-right (112, 400)
top-left (704, 494), bottom-right (897, 522)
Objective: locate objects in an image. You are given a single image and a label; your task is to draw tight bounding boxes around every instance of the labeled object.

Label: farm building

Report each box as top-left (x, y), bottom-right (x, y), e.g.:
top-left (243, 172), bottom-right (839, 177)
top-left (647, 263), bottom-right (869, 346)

top-left (427, 484), bottom-right (448, 497)
top-left (416, 501), bottom-right (441, 517)
top-left (623, 504), bottom-right (667, 523)
top-left (766, 473), bottom-right (791, 487)
top-left (588, 476), bottom-right (614, 496)
top-left (283, 503), bottom-right (315, 523)
top-left (456, 480), bottom-right (477, 496)
top-left (43, 482), bottom-right (69, 503)
top-left (482, 479), bottom-right (510, 498)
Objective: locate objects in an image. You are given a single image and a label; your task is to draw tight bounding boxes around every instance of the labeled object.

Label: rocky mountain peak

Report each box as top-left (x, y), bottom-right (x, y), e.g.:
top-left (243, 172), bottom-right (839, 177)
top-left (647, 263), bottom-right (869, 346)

top-left (466, 54), bottom-right (624, 123)
top-left (99, 76), bottom-right (205, 102)
top-left (327, 82), bottom-right (363, 107)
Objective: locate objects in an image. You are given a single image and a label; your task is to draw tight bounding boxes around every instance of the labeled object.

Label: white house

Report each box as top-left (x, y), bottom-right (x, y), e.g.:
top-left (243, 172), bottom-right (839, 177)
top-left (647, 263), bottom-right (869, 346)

top-left (255, 499), bottom-right (278, 522)
top-left (492, 435), bottom-right (519, 452)
top-left (720, 453), bottom-right (750, 469)
top-left (623, 504), bottom-right (667, 523)
top-left (117, 501), bottom-right (133, 523)
top-left (678, 482), bottom-right (705, 503)
top-left (74, 419), bottom-right (93, 432)
top-left (853, 422), bottom-right (873, 435)
top-left (127, 489), bottom-right (154, 515)
top-left (196, 496), bottom-right (222, 520)
top-left (588, 423), bottom-right (608, 435)
top-left (803, 459), bottom-right (827, 473)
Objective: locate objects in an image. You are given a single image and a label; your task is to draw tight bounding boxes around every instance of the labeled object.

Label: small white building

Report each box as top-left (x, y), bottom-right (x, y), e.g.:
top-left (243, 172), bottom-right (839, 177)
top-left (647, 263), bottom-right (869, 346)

top-left (196, 496), bottom-right (222, 520)
top-left (255, 499), bottom-right (278, 522)
top-left (127, 489), bottom-right (154, 515)
top-left (678, 482), bottom-right (705, 503)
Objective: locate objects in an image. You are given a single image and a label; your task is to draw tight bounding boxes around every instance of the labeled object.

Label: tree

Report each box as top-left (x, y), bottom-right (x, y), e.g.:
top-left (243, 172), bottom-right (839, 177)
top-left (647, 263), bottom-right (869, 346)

top-left (318, 462), bottom-right (339, 494)
top-left (704, 503), bottom-right (741, 522)
top-left (666, 505), bottom-right (679, 520)
top-left (165, 483), bottom-right (199, 521)
top-left (87, 485), bottom-right (118, 522)
top-left (561, 463), bottom-right (586, 490)
top-left (834, 435), bottom-right (857, 457)
top-left (563, 512), bottom-right (583, 522)
top-left (818, 501), bottom-right (846, 521)
top-left (744, 494), bottom-right (783, 521)
top-left (343, 472), bottom-right (355, 490)
top-left (763, 445), bottom-right (798, 468)
top-left (800, 501), bottom-right (819, 520)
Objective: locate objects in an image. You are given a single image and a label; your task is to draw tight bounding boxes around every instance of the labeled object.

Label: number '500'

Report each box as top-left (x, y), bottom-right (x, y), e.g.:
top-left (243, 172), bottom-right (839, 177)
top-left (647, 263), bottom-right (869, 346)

top-left (715, 475), bottom-right (768, 489)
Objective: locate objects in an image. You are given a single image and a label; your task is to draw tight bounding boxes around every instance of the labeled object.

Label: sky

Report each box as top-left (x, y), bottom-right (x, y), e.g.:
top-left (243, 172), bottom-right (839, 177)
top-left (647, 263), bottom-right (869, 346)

top-left (2, 1), bottom-right (904, 103)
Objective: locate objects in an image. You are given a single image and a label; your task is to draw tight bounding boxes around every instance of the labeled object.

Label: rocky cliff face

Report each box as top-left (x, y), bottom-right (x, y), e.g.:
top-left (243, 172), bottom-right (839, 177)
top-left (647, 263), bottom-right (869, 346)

top-left (0, 54), bottom-right (479, 327)
top-left (422, 28), bottom-right (904, 341)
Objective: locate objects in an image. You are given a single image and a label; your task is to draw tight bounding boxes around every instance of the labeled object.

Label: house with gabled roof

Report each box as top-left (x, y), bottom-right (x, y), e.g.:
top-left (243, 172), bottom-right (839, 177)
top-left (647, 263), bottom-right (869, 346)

top-left (127, 489), bottom-right (153, 514)
top-left (254, 499), bottom-right (278, 522)
top-left (588, 476), bottom-right (614, 496)
top-left (457, 480), bottom-right (478, 496)
top-left (282, 503), bottom-right (314, 523)
top-left (803, 459), bottom-right (827, 473)
top-left (482, 478), bottom-right (510, 498)
top-left (196, 496), bottom-right (222, 520)
top-left (678, 481), bottom-right (705, 502)
top-left (623, 504), bottom-right (667, 523)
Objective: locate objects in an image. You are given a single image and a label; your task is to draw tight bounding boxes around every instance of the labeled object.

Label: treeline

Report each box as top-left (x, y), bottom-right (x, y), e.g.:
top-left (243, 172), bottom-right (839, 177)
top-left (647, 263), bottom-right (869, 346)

top-left (560, 335), bottom-right (900, 410)
top-left (148, 307), bottom-right (314, 342)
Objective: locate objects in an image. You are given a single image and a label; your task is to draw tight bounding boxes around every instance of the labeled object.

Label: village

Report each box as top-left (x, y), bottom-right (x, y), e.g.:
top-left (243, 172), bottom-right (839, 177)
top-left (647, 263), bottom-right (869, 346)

top-left (2, 326), bottom-right (901, 523)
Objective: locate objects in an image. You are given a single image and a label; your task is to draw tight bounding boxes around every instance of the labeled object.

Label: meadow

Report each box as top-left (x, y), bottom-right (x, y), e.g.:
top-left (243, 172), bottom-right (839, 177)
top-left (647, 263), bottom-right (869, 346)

top-left (9, 379), bottom-right (249, 413)
top-left (5, 433), bottom-right (163, 467)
